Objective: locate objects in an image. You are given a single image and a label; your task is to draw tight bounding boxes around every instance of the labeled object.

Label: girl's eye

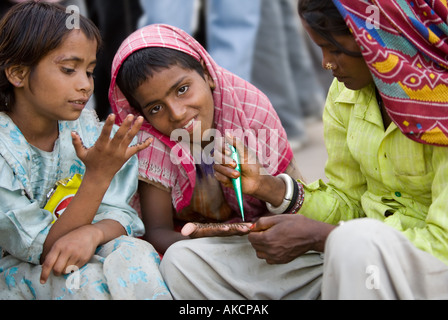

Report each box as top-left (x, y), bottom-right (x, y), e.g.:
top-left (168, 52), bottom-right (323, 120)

top-left (62, 67), bottom-right (75, 74)
top-left (87, 71), bottom-right (95, 79)
top-left (150, 105), bottom-right (163, 115)
top-left (178, 85), bottom-right (189, 95)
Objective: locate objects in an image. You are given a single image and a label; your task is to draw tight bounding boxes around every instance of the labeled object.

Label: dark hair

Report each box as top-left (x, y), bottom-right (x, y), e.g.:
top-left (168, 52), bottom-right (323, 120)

top-left (0, 1), bottom-right (102, 111)
top-left (116, 47), bottom-right (205, 112)
top-left (298, 0), bottom-right (362, 57)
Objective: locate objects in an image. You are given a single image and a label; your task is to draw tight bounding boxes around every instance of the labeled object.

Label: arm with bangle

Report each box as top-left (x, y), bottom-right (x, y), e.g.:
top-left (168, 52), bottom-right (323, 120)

top-left (265, 173), bottom-right (305, 215)
top-left (248, 172), bottom-right (338, 263)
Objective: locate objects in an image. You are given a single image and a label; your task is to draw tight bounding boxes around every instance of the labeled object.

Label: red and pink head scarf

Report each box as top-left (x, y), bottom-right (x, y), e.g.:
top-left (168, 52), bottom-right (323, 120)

top-left (335, 0), bottom-right (448, 146)
top-left (109, 24), bottom-right (292, 218)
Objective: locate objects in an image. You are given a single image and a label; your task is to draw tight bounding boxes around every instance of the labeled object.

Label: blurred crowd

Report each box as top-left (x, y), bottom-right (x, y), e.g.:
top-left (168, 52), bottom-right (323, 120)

top-left (1, 0), bottom-right (332, 151)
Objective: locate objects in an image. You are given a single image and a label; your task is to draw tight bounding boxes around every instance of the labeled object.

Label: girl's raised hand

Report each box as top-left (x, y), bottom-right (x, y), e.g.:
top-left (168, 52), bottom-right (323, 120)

top-left (71, 114), bottom-right (152, 179)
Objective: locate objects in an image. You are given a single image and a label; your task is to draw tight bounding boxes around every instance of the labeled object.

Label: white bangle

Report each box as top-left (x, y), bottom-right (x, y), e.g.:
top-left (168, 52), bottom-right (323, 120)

top-left (266, 174), bottom-right (294, 214)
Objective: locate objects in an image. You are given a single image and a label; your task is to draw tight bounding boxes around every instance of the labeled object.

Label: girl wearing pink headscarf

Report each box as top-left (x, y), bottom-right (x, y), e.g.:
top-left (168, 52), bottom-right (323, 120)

top-left (109, 24), bottom-right (298, 253)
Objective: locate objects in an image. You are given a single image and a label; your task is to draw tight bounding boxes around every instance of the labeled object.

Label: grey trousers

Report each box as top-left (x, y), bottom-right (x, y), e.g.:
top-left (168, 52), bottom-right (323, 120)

top-left (251, 0), bottom-right (326, 142)
top-left (160, 219), bottom-right (448, 300)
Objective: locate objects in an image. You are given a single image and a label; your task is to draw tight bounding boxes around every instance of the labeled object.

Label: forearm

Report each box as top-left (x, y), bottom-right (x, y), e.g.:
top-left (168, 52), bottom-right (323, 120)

top-left (251, 174), bottom-right (286, 207)
top-left (306, 217), bottom-right (338, 252)
top-left (91, 219), bottom-right (127, 245)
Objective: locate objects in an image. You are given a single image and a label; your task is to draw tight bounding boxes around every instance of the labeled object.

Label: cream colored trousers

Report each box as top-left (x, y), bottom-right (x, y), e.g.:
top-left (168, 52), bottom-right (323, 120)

top-left (160, 219), bottom-right (448, 300)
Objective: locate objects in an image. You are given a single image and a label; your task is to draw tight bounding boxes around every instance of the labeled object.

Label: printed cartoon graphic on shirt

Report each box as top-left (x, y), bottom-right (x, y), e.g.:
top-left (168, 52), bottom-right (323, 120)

top-left (44, 174), bottom-right (82, 223)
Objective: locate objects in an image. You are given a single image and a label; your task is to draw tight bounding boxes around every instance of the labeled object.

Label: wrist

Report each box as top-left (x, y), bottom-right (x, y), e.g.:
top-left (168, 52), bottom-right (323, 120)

top-left (253, 174), bottom-right (286, 206)
top-left (83, 168), bottom-right (114, 189)
top-left (86, 224), bottom-right (105, 246)
top-left (312, 222), bottom-right (337, 252)
top-left (79, 169), bottom-right (113, 204)
top-left (265, 174), bottom-right (305, 215)
top-left (71, 224), bottom-right (104, 249)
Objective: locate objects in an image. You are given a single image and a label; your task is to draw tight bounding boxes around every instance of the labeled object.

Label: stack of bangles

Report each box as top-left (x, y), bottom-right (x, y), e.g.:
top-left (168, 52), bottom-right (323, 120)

top-left (266, 173), bottom-right (305, 215)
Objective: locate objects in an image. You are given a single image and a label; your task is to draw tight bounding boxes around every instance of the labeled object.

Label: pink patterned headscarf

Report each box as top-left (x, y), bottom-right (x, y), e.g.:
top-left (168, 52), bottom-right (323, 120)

top-left (109, 24), bottom-right (293, 218)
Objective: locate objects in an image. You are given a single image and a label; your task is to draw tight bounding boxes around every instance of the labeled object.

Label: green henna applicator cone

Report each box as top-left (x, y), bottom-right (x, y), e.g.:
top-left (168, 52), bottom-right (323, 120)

top-left (229, 144), bottom-right (245, 221)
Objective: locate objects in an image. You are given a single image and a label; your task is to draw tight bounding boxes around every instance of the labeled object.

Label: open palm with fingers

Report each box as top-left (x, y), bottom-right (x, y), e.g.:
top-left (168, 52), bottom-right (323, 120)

top-left (72, 114), bottom-right (152, 179)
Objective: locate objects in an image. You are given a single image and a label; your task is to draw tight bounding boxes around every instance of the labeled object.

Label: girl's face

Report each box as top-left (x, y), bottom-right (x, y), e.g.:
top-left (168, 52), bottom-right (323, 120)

top-left (303, 21), bottom-right (374, 90)
top-left (17, 30), bottom-right (97, 122)
top-left (133, 64), bottom-right (215, 147)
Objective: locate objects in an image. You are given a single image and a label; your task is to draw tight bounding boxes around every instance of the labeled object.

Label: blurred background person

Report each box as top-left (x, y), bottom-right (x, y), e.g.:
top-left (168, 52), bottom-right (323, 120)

top-left (86, 0), bottom-right (142, 120)
top-left (251, 0), bottom-right (328, 151)
top-left (3, 0), bottom-right (87, 15)
top-left (138, 0), bottom-right (261, 82)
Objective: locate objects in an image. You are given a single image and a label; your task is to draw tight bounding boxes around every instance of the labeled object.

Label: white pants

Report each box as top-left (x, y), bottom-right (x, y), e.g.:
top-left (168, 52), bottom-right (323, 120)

top-left (160, 219), bottom-right (448, 299)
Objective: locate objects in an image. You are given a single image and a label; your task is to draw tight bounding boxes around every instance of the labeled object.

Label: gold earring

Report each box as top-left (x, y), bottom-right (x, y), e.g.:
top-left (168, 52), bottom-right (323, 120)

top-left (325, 63), bottom-right (334, 70)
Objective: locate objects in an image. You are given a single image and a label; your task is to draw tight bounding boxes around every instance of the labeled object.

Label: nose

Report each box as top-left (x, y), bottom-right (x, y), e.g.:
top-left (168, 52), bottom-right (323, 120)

top-left (77, 73), bottom-right (93, 95)
top-left (323, 62), bottom-right (335, 71)
top-left (167, 101), bottom-right (188, 123)
top-left (321, 51), bottom-right (336, 71)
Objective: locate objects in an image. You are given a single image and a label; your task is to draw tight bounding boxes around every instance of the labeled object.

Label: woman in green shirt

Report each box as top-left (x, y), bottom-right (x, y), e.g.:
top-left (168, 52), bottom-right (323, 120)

top-left (159, 0), bottom-right (448, 299)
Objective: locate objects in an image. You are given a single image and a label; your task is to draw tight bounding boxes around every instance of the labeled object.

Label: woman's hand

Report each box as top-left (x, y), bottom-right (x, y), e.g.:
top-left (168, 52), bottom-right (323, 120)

top-left (248, 215), bottom-right (336, 264)
top-left (40, 224), bottom-right (102, 284)
top-left (71, 114), bottom-right (152, 180)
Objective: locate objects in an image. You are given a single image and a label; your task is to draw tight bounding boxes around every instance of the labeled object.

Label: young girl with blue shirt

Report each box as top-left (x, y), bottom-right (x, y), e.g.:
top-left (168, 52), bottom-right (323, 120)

top-left (0, 1), bottom-right (171, 300)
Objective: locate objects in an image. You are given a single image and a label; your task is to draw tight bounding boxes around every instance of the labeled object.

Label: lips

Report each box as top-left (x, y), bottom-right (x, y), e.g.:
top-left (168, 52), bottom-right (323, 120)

top-left (182, 118), bottom-right (195, 130)
top-left (70, 99), bottom-right (88, 106)
top-left (68, 98), bottom-right (89, 112)
top-left (180, 117), bottom-right (199, 133)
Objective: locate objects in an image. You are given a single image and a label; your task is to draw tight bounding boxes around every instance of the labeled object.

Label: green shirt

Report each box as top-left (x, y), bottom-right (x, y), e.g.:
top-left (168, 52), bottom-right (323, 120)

top-left (300, 79), bottom-right (448, 265)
